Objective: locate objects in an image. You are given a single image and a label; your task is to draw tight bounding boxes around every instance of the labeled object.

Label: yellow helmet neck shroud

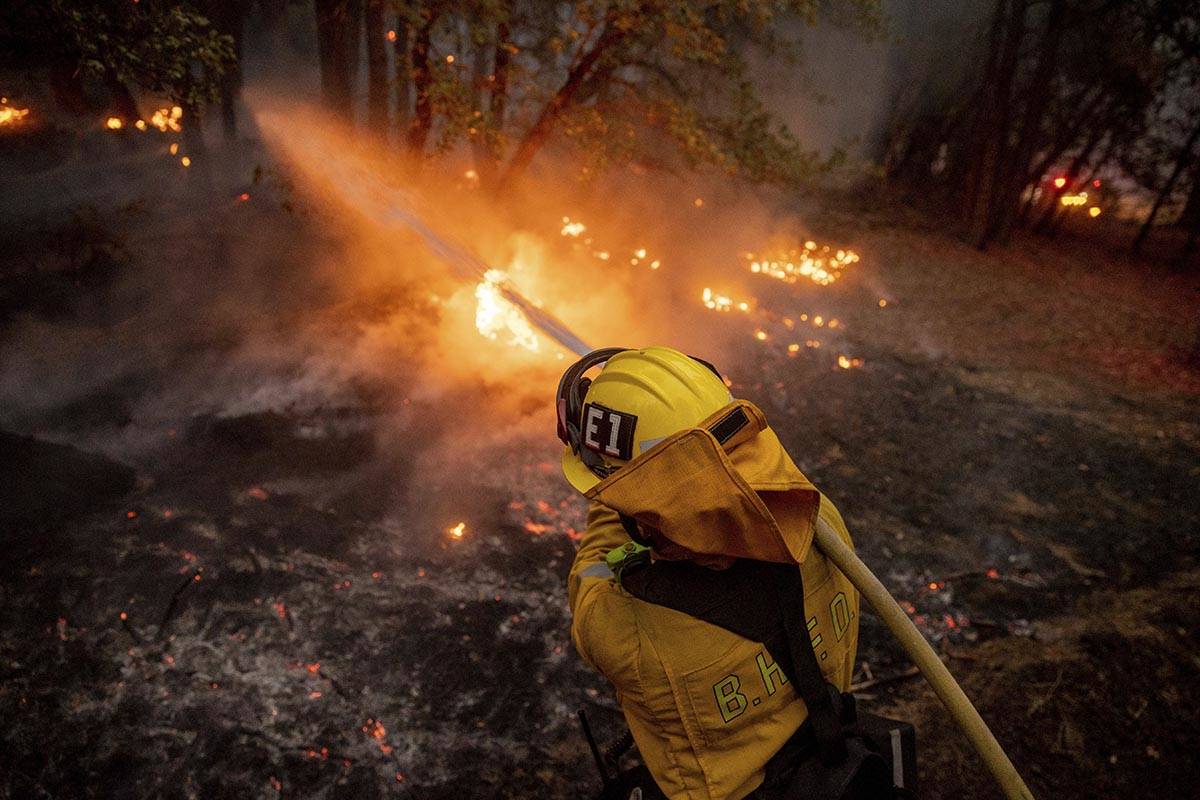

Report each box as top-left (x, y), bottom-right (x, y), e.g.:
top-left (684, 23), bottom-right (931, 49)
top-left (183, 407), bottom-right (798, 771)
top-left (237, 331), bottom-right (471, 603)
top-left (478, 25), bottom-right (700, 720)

top-left (584, 399), bottom-right (820, 564)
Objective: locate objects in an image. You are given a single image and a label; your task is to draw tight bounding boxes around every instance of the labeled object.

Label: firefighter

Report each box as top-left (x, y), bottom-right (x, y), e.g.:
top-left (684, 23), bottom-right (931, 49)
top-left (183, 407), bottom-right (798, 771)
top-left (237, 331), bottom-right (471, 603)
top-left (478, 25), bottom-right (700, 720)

top-left (559, 347), bottom-right (907, 800)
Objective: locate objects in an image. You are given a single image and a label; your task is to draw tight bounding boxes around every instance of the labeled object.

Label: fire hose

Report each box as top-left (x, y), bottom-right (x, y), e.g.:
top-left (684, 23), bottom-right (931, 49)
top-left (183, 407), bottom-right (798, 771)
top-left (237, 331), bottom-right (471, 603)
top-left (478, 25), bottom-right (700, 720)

top-left (812, 518), bottom-right (1036, 800)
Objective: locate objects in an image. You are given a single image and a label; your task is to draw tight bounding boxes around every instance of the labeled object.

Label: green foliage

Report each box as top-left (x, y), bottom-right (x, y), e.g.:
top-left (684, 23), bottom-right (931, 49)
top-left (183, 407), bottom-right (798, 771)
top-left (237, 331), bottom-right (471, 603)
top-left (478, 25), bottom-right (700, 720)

top-left (397, 0), bottom-right (883, 186)
top-left (0, 0), bottom-right (234, 109)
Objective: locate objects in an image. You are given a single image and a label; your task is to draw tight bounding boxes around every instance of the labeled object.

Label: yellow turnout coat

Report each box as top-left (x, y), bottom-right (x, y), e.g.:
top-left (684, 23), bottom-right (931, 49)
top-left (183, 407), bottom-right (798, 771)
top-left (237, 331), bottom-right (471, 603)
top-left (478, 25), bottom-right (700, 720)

top-left (568, 401), bottom-right (860, 800)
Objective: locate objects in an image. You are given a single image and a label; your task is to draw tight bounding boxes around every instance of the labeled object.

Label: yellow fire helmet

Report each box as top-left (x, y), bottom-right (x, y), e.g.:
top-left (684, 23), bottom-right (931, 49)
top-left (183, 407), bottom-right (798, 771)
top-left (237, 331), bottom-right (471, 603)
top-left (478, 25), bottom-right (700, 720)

top-left (556, 346), bottom-right (732, 493)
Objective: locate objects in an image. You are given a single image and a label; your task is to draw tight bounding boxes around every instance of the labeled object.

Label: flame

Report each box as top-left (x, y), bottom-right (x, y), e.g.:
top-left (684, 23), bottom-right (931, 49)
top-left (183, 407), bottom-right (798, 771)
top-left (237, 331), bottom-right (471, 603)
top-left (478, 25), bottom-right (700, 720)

top-left (1088, 206), bottom-right (1101, 218)
top-left (1060, 192), bottom-right (1088, 206)
top-left (105, 116), bottom-right (124, 130)
top-left (560, 217), bottom-right (586, 237)
top-left (0, 104), bottom-right (30, 126)
top-left (745, 242), bottom-right (859, 287)
top-left (701, 287), bottom-right (752, 313)
top-left (447, 521), bottom-right (466, 539)
top-left (1053, 176), bottom-right (1067, 189)
top-left (149, 106), bottom-right (183, 133)
top-left (475, 269), bottom-right (539, 351)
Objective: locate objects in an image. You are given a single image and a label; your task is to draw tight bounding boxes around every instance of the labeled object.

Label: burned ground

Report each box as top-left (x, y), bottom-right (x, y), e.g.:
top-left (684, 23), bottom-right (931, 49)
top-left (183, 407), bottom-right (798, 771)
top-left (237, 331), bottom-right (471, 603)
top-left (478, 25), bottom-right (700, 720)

top-left (1, 182), bottom-right (1198, 800)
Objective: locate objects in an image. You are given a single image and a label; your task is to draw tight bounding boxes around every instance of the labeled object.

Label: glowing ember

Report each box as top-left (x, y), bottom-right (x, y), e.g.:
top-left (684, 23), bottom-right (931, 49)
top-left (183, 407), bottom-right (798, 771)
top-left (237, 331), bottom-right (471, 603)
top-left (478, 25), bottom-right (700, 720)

top-left (149, 106), bottom-right (183, 133)
top-left (1053, 176), bottom-right (1067, 189)
top-left (475, 269), bottom-right (539, 351)
top-left (1060, 192), bottom-right (1088, 207)
top-left (0, 104), bottom-right (30, 126)
top-left (447, 521), bottom-right (466, 539)
top-left (837, 355), bottom-right (864, 369)
top-left (1088, 206), bottom-right (1102, 218)
top-left (560, 217), bottom-right (586, 237)
top-left (701, 287), bottom-right (751, 313)
top-left (463, 168), bottom-right (480, 185)
top-left (180, 156), bottom-right (191, 168)
top-left (169, 142), bottom-right (179, 155)
top-left (386, 29), bottom-right (397, 42)
top-left (745, 243), bottom-right (859, 287)
top-left (105, 116), bottom-right (124, 130)
top-left (135, 120), bottom-right (147, 131)
top-left (693, 197), bottom-right (704, 208)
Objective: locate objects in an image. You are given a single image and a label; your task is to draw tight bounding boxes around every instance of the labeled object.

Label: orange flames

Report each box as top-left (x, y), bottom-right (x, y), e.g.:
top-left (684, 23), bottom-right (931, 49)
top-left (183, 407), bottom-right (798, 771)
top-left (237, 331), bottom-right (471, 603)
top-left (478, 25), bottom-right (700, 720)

top-left (0, 103), bottom-right (30, 126)
top-left (149, 106), bottom-right (184, 133)
top-left (475, 270), bottom-right (540, 352)
top-left (745, 240), bottom-right (859, 287)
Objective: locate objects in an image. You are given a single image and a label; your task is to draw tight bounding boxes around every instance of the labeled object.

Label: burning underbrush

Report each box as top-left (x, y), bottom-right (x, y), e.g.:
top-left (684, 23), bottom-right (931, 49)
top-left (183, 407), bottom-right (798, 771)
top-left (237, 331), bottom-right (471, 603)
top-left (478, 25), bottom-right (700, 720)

top-left (2, 91), bottom-right (1197, 799)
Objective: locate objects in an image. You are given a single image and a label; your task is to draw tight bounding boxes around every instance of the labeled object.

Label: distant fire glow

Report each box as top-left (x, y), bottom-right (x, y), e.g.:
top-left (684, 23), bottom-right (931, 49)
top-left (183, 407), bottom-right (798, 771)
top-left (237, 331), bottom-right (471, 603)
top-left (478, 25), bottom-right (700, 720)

top-left (447, 522), bottom-right (466, 540)
top-left (1053, 176), bottom-right (1067, 189)
top-left (0, 104), bottom-right (30, 126)
top-left (105, 116), bottom-right (124, 130)
top-left (475, 270), bottom-right (540, 351)
top-left (837, 355), bottom-right (864, 369)
top-left (150, 106), bottom-right (184, 133)
top-left (1060, 192), bottom-right (1089, 207)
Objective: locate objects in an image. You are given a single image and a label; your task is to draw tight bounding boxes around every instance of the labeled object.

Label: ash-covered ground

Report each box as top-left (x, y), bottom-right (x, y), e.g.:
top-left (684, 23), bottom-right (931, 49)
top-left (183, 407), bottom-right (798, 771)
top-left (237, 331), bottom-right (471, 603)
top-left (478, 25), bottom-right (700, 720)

top-left (2, 137), bottom-right (1198, 799)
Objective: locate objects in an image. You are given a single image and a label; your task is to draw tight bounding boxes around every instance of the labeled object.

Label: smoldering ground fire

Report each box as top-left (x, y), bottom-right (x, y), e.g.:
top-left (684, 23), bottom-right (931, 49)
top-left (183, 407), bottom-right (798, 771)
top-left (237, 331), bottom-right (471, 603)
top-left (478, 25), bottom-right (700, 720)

top-left (3, 1), bottom-right (1200, 798)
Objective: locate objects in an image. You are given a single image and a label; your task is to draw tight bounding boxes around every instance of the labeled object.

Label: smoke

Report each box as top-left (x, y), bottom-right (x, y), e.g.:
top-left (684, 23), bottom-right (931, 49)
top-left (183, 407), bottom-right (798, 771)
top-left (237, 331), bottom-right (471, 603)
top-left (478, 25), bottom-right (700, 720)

top-left (753, 0), bottom-right (991, 167)
top-left (0, 64), bottom-right (874, 541)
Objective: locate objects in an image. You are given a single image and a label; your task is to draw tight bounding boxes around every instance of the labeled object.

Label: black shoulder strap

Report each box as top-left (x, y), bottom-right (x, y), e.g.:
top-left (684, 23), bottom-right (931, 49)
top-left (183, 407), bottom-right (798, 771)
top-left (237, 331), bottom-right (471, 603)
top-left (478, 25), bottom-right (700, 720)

top-left (767, 565), bottom-right (850, 765)
top-left (621, 559), bottom-right (849, 765)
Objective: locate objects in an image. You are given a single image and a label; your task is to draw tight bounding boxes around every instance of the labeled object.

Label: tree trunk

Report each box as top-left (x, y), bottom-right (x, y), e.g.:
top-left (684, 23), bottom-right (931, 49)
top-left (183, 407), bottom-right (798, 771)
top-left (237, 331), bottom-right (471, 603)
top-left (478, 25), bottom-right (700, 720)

top-left (956, 0), bottom-right (1009, 209)
top-left (345, 0), bottom-right (364, 116)
top-left (406, 10), bottom-right (438, 154)
top-left (1132, 117), bottom-right (1200, 255)
top-left (314, 0), bottom-right (353, 115)
top-left (393, 21), bottom-right (413, 139)
top-left (496, 22), bottom-right (626, 191)
top-left (258, 0), bottom-right (288, 59)
top-left (104, 69), bottom-right (142, 122)
top-left (982, 0), bottom-right (1067, 248)
top-left (469, 25), bottom-right (495, 184)
top-left (208, 0), bottom-right (248, 143)
top-left (490, 22), bottom-right (511, 130)
top-left (364, 0), bottom-right (389, 135)
top-left (964, 0), bottom-right (1027, 248)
